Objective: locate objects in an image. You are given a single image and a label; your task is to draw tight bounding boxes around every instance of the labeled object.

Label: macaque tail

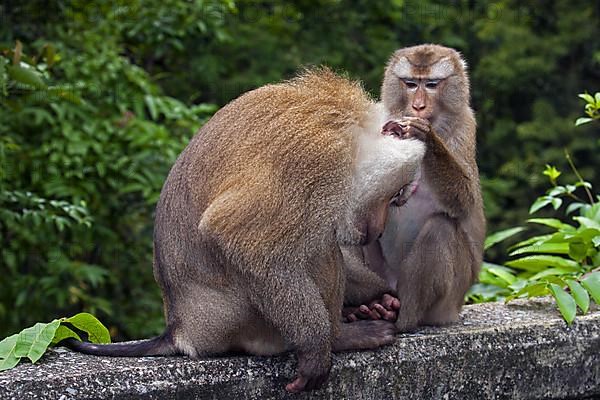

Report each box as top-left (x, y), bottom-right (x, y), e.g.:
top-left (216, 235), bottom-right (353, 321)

top-left (62, 331), bottom-right (177, 357)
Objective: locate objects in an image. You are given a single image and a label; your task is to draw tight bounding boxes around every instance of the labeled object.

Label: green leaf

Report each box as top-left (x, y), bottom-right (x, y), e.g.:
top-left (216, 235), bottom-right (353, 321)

top-left (581, 272), bottom-right (600, 304)
top-left (63, 313), bottom-right (110, 344)
top-left (578, 93), bottom-right (595, 103)
top-left (593, 236), bottom-right (600, 247)
top-left (549, 284), bottom-right (577, 325)
top-left (6, 65), bottom-right (47, 89)
top-left (529, 196), bottom-right (553, 214)
top-left (551, 197), bottom-right (563, 210)
top-left (575, 117), bottom-right (593, 126)
top-left (484, 227), bottom-right (525, 250)
top-left (584, 203), bottom-right (600, 221)
top-left (529, 267), bottom-right (574, 281)
top-left (509, 242), bottom-right (569, 256)
top-left (566, 280), bottom-right (589, 314)
top-left (0, 334), bottom-right (18, 360)
top-left (51, 325), bottom-right (81, 345)
top-left (568, 239), bottom-right (588, 262)
top-left (505, 255), bottom-right (580, 272)
top-left (566, 202), bottom-right (585, 215)
top-left (510, 234), bottom-right (553, 250)
top-left (507, 282), bottom-right (548, 301)
top-left (14, 320), bottom-right (60, 363)
top-left (526, 218), bottom-right (575, 231)
top-left (574, 217), bottom-right (600, 230)
top-left (483, 263), bottom-right (516, 285)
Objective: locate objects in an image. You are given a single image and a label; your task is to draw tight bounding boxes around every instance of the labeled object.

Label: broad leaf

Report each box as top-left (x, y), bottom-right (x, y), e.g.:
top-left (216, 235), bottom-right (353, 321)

top-left (529, 267), bottom-right (574, 281)
top-left (566, 202), bottom-right (585, 216)
top-left (0, 334), bottom-right (19, 371)
top-left (581, 272), bottom-right (600, 304)
top-left (506, 255), bottom-right (580, 272)
top-left (574, 216), bottom-right (600, 230)
top-left (566, 280), bottom-right (590, 314)
top-left (575, 117), bottom-right (593, 126)
top-left (484, 227), bottom-right (525, 250)
top-left (51, 325), bottom-right (81, 345)
top-left (549, 284), bottom-right (577, 325)
top-left (63, 313), bottom-right (110, 344)
top-left (568, 239), bottom-right (588, 262)
top-left (584, 203), bottom-right (600, 221)
top-left (527, 218), bottom-right (575, 231)
top-left (507, 282), bottom-right (548, 301)
top-left (510, 234), bottom-right (552, 251)
top-left (529, 196), bottom-right (553, 214)
top-left (14, 320), bottom-right (60, 363)
top-left (509, 242), bottom-right (569, 256)
top-left (6, 65), bottom-right (47, 89)
top-left (484, 263), bottom-right (517, 285)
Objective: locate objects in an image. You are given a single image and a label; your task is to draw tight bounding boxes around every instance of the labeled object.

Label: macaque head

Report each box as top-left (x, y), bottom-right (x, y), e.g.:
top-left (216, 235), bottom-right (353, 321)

top-left (381, 44), bottom-right (470, 123)
top-left (338, 125), bottom-right (425, 246)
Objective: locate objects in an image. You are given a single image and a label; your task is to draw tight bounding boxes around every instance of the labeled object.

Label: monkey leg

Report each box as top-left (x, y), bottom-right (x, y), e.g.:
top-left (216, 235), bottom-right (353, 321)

top-left (394, 214), bottom-right (472, 332)
top-left (341, 245), bottom-right (399, 321)
top-left (242, 267), bottom-right (336, 393)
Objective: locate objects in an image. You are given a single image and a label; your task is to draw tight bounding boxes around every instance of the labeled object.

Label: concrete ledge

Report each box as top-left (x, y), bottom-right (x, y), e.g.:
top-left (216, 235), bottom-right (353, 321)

top-left (1, 299), bottom-right (599, 399)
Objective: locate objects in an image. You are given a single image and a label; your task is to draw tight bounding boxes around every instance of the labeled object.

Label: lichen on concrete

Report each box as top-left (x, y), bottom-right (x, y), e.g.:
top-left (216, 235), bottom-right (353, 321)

top-left (1, 298), bottom-right (599, 399)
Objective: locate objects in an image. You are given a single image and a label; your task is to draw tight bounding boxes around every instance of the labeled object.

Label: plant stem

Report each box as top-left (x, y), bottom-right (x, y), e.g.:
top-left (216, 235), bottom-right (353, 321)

top-left (564, 149), bottom-right (595, 204)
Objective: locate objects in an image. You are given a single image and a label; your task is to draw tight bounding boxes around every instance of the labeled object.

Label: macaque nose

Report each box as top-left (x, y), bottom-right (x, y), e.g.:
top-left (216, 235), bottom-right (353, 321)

top-left (412, 101), bottom-right (426, 111)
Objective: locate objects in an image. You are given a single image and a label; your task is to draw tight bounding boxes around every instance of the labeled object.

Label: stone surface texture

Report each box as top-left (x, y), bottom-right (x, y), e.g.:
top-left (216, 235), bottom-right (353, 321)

top-left (1, 299), bottom-right (599, 399)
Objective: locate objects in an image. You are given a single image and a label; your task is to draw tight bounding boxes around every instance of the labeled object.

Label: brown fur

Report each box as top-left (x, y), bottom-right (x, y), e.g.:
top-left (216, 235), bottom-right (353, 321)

top-left (66, 69), bottom-right (426, 393)
top-left (346, 44), bottom-right (486, 332)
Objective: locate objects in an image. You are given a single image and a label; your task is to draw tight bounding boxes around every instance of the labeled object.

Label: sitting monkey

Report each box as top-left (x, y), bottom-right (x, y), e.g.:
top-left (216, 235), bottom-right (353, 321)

top-left (65, 69), bottom-right (425, 392)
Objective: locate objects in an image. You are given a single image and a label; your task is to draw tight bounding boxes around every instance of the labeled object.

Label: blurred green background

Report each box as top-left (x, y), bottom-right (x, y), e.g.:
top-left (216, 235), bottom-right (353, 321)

top-left (0, 0), bottom-right (598, 339)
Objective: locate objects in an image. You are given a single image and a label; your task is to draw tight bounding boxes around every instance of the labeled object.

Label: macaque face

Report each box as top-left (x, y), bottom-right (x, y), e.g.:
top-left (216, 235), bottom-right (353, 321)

top-left (383, 47), bottom-right (468, 125)
top-left (397, 77), bottom-right (444, 121)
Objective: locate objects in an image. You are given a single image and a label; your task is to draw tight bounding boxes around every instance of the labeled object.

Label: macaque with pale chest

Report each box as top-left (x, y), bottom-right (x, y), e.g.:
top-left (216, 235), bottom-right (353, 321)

top-left (344, 44), bottom-right (486, 332)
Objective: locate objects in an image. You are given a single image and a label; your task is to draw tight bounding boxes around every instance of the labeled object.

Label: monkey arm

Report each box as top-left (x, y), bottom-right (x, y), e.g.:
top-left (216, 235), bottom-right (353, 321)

top-left (341, 246), bottom-right (395, 306)
top-left (424, 131), bottom-right (476, 220)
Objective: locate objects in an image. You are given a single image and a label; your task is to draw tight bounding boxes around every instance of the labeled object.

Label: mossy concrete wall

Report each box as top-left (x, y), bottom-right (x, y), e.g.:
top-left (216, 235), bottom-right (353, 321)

top-left (1, 299), bottom-right (599, 399)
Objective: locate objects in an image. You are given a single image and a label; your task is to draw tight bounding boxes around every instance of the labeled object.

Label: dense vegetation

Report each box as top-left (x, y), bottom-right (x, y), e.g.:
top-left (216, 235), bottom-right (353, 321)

top-left (1, 0), bottom-right (598, 339)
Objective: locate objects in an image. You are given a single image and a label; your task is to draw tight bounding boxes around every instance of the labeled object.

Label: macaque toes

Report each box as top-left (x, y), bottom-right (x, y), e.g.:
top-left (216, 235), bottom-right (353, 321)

top-left (65, 69), bottom-right (426, 393)
top-left (344, 44), bottom-right (486, 332)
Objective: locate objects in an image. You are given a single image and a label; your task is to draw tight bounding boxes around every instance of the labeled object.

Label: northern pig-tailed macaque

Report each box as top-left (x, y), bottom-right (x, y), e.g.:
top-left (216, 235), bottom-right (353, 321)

top-left (344, 44), bottom-right (486, 332)
top-left (65, 69), bottom-right (426, 392)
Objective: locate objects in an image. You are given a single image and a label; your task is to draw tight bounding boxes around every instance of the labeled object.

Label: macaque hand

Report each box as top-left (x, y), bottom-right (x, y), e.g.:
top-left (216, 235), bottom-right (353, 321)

top-left (382, 117), bottom-right (431, 142)
top-left (343, 293), bottom-right (400, 322)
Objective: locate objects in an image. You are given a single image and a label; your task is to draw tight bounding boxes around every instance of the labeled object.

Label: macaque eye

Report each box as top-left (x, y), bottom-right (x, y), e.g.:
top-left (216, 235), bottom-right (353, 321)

top-left (402, 80), bottom-right (418, 90)
top-left (425, 80), bottom-right (440, 89)
top-left (390, 185), bottom-right (409, 206)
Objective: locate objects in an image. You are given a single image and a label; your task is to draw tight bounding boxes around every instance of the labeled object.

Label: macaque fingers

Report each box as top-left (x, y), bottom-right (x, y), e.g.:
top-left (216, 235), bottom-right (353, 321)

top-left (343, 293), bottom-right (400, 322)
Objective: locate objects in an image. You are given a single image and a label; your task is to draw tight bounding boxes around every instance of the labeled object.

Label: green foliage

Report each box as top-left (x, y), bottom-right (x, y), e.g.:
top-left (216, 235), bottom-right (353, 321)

top-left (0, 1), bottom-right (220, 339)
top-left (575, 92), bottom-right (600, 126)
top-left (0, 313), bottom-right (110, 371)
top-left (469, 100), bottom-right (600, 323)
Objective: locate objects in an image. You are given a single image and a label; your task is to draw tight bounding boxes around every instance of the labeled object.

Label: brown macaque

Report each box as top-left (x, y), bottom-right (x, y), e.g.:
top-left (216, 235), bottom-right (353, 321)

top-left (344, 44), bottom-right (486, 332)
top-left (64, 69), bottom-right (426, 392)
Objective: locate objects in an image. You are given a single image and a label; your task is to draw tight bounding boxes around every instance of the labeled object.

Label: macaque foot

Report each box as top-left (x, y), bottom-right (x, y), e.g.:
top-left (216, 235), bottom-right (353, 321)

top-left (382, 117), bottom-right (431, 142)
top-left (333, 320), bottom-right (396, 351)
top-left (285, 351), bottom-right (331, 393)
top-left (343, 293), bottom-right (400, 322)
